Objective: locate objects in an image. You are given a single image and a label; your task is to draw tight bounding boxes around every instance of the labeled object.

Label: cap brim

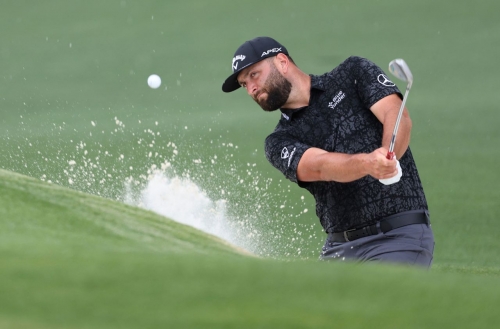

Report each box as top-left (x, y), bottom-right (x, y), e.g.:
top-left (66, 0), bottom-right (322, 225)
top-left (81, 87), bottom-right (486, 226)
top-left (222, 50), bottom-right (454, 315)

top-left (222, 71), bottom-right (241, 93)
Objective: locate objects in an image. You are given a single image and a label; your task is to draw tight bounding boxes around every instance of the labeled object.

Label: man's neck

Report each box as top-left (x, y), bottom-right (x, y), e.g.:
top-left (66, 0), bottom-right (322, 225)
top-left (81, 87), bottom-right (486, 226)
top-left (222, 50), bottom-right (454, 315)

top-left (282, 71), bottom-right (311, 110)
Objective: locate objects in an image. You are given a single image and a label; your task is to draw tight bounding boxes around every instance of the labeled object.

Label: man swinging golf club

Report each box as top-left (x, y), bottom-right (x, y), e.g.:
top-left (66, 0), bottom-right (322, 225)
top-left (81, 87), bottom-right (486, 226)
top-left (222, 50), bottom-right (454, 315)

top-left (222, 36), bottom-right (434, 267)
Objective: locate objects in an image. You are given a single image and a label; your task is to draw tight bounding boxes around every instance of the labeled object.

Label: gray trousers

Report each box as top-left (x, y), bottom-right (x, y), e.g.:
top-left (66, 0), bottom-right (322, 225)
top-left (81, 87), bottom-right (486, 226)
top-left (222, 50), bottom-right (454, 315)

top-left (320, 223), bottom-right (435, 268)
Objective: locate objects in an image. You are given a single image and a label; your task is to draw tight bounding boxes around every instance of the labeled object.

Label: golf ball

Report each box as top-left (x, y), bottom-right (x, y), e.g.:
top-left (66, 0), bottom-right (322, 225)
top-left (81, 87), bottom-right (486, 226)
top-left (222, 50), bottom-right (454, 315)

top-left (147, 74), bottom-right (161, 89)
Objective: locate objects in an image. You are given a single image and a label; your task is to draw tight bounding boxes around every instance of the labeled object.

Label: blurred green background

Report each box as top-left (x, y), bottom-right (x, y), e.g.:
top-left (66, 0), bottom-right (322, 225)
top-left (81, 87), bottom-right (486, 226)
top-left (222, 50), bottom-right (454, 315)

top-left (1, 0), bottom-right (499, 262)
top-left (2, 1), bottom-right (500, 328)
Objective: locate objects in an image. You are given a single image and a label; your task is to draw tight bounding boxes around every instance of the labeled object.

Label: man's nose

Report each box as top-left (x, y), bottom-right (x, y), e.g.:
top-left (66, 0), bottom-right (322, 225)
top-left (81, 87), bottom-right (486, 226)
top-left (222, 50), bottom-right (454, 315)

top-left (246, 82), bottom-right (257, 96)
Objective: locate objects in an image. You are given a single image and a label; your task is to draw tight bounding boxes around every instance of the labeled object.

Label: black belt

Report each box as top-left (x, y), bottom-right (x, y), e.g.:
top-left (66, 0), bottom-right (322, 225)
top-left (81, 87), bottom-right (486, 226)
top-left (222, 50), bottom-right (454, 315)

top-left (328, 210), bottom-right (430, 243)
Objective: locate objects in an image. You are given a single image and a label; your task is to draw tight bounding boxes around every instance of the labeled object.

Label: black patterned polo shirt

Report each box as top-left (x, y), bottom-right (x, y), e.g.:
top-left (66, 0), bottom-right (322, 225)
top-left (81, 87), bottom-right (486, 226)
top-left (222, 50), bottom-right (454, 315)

top-left (265, 56), bottom-right (428, 233)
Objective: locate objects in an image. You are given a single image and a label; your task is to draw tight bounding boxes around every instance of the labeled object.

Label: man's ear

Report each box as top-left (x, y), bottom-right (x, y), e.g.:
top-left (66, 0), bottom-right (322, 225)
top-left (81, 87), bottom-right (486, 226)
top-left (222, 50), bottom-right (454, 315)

top-left (274, 53), bottom-right (289, 73)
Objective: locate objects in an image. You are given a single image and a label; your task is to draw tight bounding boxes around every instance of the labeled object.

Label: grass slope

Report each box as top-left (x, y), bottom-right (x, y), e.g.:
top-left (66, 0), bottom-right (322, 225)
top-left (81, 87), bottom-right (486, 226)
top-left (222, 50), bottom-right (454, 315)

top-left (0, 168), bottom-right (245, 257)
top-left (1, 169), bottom-right (500, 329)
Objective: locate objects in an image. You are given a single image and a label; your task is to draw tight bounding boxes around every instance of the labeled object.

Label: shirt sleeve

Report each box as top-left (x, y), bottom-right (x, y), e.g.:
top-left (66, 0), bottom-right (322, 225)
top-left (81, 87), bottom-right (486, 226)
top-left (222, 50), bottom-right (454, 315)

top-left (348, 56), bottom-right (403, 108)
top-left (264, 131), bottom-right (311, 185)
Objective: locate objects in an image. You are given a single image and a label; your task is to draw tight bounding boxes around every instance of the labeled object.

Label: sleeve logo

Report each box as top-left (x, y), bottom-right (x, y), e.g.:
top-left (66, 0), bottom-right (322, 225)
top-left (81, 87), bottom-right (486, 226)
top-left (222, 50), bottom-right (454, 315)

top-left (281, 147), bottom-right (296, 167)
top-left (377, 74), bottom-right (395, 87)
top-left (281, 147), bottom-right (290, 159)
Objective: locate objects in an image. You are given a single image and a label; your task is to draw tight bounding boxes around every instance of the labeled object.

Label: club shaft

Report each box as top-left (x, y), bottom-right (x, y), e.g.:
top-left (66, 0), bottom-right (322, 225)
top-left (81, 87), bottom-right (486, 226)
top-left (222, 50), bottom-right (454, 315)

top-left (388, 85), bottom-right (411, 154)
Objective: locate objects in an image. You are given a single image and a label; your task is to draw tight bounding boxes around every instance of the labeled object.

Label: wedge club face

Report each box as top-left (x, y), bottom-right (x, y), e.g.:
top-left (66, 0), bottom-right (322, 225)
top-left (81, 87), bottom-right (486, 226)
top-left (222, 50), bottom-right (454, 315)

top-left (389, 59), bottom-right (413, 89)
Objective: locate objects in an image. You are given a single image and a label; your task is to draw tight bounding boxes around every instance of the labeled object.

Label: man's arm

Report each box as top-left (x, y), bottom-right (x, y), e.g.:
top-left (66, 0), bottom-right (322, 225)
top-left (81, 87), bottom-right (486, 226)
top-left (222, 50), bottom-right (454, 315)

top-left (297, 93), bottom-right (410, 183)
top-left (370, 93), bottom-right (412, 160)
top-left (297, 147), bottom-right (398, 183)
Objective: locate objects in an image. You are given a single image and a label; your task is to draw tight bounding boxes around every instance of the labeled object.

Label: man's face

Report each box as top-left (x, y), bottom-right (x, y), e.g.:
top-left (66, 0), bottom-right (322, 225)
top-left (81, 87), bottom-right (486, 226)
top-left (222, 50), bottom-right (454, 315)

top-left (237, 58), bottom-right (292, 112)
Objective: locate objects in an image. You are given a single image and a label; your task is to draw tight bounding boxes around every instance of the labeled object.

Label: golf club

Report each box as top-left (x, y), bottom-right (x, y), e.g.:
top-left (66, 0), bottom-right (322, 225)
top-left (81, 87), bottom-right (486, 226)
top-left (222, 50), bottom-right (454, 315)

top-left (386, 59), bottom-right (413, 160)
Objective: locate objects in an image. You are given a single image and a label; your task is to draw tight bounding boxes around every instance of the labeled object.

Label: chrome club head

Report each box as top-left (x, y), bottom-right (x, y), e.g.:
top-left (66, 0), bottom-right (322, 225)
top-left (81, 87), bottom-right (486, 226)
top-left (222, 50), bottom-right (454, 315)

top-left (389, 59), bottom-right (413, 89)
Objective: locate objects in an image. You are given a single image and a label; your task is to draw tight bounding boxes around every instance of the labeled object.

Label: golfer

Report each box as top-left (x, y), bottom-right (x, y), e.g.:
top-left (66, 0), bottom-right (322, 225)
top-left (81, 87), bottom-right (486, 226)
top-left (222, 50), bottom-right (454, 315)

top-left (222, 37), bottom-right (434, 267)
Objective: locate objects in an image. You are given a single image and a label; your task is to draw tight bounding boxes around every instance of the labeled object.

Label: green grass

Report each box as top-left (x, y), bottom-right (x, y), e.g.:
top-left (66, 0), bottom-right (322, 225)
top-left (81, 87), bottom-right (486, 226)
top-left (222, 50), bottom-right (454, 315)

top-left (0, 169), bottom-right (244, 257)
top-left (1, 168), bottom-right (500, 329)
top-left (1, 0), bottom-right (500, 327)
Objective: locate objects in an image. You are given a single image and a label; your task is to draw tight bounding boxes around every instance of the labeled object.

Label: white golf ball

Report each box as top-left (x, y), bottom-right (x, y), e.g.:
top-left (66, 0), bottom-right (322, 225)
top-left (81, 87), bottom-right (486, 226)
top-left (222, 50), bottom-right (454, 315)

top-left (147, 74), bottom-right (161, 89)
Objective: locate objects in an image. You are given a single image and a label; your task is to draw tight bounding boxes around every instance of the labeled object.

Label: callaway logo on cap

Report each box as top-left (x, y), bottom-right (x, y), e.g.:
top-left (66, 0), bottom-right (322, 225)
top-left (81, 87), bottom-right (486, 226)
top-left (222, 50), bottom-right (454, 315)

top-left (222, 36), bottom-right (289, 93)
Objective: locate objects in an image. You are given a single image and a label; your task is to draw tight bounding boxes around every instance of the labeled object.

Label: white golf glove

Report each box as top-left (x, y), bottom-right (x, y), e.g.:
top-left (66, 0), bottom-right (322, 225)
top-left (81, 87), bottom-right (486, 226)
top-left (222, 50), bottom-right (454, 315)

top-left (379, 160), bottom-right (402, 185)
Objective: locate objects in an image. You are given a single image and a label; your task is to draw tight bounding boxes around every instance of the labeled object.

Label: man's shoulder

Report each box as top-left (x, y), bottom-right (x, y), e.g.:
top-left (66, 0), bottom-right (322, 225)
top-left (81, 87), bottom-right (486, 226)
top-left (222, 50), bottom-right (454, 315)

top-left (324, 56), bottom-right (373, 73)
top-left (265, 118), bottom-right (296, 146)
top-left (331, 56), bottom-right (370, 73)
top-left (341, 56), bottom-right (382, 73)
top-left (265, 121), bottom-right (285, 140)
top-left (311, 56), bottom-right (381, 87)
top-left (312, 56), bottom-right (363, 79)
top-left (309, 56), bottom-right (364, 90)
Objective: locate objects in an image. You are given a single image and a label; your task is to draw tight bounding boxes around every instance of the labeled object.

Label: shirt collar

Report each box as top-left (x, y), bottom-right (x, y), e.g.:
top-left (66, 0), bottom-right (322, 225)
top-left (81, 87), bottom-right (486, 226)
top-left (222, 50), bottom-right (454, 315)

top-left (309, 74), bottom-right (326, 91)
top-left (279, 74), bottom-right (325, 121)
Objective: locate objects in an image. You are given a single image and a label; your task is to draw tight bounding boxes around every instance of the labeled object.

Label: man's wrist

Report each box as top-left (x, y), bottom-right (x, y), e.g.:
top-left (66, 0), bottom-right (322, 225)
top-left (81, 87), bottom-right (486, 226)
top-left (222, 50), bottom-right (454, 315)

top-left (353, 153), bottom-right (369, 178)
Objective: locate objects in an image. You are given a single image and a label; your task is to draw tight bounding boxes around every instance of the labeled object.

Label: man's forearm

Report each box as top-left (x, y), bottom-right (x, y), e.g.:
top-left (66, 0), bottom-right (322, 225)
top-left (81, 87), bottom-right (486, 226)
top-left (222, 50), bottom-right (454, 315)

top-left (382, 110), bottom-right (412, 159)
top-left (297, 147), bottom-right (397, 183)
top-left (314, 152), bottom-right (369, 183)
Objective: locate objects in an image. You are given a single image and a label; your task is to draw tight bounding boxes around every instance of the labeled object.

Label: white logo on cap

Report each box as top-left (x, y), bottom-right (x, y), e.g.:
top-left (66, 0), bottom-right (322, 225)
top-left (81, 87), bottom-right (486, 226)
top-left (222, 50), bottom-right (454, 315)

top-left (261, 47), bottom-right (282, 57)
top-left (232, 55), bottom-right (246, 72)
top-left (377, 74), bottom-right (395, 87)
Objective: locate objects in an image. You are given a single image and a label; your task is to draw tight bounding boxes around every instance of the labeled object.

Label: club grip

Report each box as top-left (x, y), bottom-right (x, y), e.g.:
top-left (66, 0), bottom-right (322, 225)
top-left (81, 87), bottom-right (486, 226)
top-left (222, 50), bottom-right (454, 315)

top-left (386, 151), bottom-right (395, 160)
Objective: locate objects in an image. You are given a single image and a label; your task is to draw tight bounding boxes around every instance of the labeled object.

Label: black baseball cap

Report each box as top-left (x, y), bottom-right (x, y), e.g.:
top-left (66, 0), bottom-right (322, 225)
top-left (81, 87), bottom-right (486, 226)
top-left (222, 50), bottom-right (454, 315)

top-left (222, 36), bottom-right (289, 93)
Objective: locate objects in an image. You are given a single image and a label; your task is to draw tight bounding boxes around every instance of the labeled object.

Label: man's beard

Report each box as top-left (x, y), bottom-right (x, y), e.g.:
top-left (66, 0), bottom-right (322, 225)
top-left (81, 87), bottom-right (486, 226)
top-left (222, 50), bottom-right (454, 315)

top-left (254, 65), bottom-right (292, 112)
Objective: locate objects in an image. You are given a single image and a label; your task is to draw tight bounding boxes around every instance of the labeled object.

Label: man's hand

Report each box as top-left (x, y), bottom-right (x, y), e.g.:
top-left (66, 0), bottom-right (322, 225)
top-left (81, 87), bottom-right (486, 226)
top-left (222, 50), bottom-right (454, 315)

top-left (364, 147), bottom-right (398, 180)
top-left (379, 160), bottom-right (402, 185)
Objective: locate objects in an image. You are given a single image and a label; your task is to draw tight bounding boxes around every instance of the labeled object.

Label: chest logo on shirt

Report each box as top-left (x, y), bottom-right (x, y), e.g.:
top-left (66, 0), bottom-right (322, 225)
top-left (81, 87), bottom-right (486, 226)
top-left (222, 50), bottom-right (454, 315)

top-left (377, 74), bottom-right (395, 86)
top-left (328, 91), bottom-right (346, 109)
